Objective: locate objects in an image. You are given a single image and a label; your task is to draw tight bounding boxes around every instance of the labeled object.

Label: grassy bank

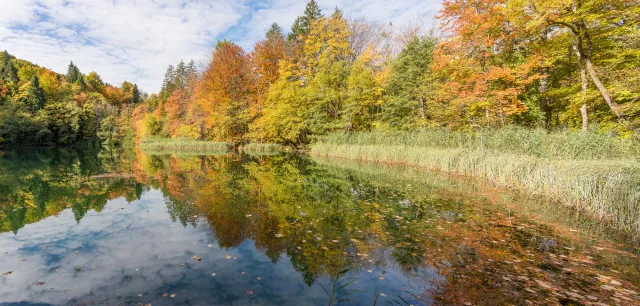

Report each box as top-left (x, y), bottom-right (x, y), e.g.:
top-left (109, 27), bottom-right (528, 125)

top-left (139, 138), bottom-right (230, 155)
top-left (311, 127), bottom-right (640, 236)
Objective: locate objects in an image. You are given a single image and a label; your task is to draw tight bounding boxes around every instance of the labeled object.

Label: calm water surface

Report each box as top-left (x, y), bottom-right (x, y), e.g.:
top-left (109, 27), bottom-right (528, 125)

top-left (0, 148), bottom-right (639, 305)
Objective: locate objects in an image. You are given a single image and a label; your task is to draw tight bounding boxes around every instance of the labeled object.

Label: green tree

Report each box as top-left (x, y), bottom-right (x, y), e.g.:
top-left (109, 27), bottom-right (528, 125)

top-left (131, 84), bottom-right (141, 104)
top-left (288, 0), bottom-right (323, 41)
top-left (381, 36), bottom-right (437, 129)
top-left (66, 61), bottom-right (81, 83)
top-left (23, 75), bottom-right (46, 113)
top-left (0, 51), bottom-right (18, 84)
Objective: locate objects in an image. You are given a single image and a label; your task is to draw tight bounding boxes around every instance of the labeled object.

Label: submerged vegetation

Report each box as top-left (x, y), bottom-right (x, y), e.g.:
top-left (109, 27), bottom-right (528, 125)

top-left (312, 128), bottom-right (640, 236)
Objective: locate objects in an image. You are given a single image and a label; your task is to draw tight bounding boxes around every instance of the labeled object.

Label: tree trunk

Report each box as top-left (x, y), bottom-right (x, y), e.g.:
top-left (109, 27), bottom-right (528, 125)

top-left (583, 57), bottom-right (625, 120)
top-left (573, 43), bottom-right (589, 131)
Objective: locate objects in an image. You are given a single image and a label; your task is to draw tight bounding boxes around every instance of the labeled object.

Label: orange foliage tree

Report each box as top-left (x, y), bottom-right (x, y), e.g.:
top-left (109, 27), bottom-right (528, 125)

top-left (434, 0), bottom-right (541, 127)
top-left (196, 41), bottom-right (253, 142)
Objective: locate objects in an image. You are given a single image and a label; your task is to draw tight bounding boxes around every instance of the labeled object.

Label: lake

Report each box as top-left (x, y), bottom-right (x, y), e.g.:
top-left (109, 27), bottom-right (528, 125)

top-left (1, 148), bottom-right (639, 305)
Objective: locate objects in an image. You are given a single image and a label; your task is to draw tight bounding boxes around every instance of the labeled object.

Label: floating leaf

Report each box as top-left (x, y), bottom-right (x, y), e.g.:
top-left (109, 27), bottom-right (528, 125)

top-left (191, 256), bottom-right (201, 261)
top-left (36, 282), bottom-right (46, 286)
top-left (2, 271), bottom-right (12, 276)
top-left (247, 290), bottom-right (254, 295)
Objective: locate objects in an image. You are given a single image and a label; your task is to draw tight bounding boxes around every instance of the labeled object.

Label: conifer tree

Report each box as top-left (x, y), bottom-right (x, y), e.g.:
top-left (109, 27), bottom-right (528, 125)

top-left (132, 84), bottom-right (141, 104)
top-left (66, 61), bottom-right (81, 83)
top-left (288, 0), bottom-right (323, 41)
top-left (0, 51), bottom-right (18, 83)
top-left (24, 75), bottom-right (46, 113)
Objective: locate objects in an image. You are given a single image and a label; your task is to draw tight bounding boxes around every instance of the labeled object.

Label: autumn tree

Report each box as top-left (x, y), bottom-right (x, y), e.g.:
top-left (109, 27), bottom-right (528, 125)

top-left (197, 41), bottom-right (253, 142)
top-left (344, 46), bottom-right (387, 131)
top-left (514, 0), bottom-right (640, 131)
top-left (251, 23), bottom-right (287, 120)
top-left (434, 0), bottom-right (540, 127)
top-left (302, 9), bottom-right (351, 136)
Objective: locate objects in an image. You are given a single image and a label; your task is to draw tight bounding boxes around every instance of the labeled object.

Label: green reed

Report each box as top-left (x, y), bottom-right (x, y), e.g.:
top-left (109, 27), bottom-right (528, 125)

top-left (311, 128), bottom-right (640, 236)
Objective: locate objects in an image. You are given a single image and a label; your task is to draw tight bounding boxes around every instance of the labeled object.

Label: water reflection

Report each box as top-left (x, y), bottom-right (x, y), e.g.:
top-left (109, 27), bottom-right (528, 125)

top-left (0, 148), bottom-right (639, 305)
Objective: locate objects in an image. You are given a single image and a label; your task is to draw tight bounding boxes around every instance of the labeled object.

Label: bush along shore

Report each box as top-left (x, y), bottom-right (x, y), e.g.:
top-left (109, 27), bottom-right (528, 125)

top-left (310, 127), bottom-right (640, 238)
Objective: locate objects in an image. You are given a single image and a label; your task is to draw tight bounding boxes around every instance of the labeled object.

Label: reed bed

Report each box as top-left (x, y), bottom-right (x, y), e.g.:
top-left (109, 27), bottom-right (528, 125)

top-left (311, 128), bottom-right (640, 236)
top-left (242, 143), bottom-right (289, 154)
top-left (139, 138), bottom-right (230, 155)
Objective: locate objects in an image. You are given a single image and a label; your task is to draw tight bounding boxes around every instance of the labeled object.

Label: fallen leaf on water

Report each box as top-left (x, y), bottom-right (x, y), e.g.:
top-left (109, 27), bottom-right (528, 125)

top-left (76, 266), bottom-right (82, 271)
top-left (2, 271), bottom-right (12, 276)
top-left (225, 255), bottom-right (231, 259)
top-left (245, 214), bottom-right (252, 217)
top-left (64, 289), bottom-right (70, 293)
top-left (366, 270), bottom-right (372, 273)
top-left (535, 279), bottom-right (552, 290)
top-left (242, 272), bottom-right (245, 275)
top-left (36, 282), bottom-right (46, 286)
top-left (257, 277), bottom-right (261, 280)
top-left (163, 293), bottom-right (168, 297)
top-left (378, 276), bottom-right (384, 280)
top-left (191, 256), bottom-right (201, 261)
top-left (170, 294), bottom-right (176, 298)
top-left (138, 294), bottom-right (143, 297)
top-left (233, 257), bottom-right (237, 260)
top-left (247, 290), bottom-right (254, 295)
top-left (180, 263), bottom-right (185, 266)
top-left (22, 259), bottom-right (27, 261)
top-left (208, 244), bottom-right (213, 248)
top-left (212, 273), bottom-right (216, 276)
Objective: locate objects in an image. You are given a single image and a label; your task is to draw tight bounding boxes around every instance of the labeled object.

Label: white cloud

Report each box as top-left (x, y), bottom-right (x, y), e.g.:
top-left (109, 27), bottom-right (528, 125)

top-left (0, 0), bottom-right (441, 93)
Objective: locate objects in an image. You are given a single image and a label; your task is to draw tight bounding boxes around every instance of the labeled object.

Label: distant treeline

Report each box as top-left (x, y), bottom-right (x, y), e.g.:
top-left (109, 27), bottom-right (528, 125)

top-left (0, 51), bottom-right (142, 146)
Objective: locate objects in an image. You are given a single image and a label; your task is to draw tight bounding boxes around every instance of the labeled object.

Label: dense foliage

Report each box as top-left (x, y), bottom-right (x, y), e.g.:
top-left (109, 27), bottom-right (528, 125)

top-left (131, 0), bottom-right (639, 147)
top-left (2, 0), bottom-right (639, 147)
top-left (0, 51), bottom-right (143, 146)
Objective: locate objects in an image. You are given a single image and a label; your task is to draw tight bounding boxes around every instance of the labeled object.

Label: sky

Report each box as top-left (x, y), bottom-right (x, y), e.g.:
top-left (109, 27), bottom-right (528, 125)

top-left (0, 0), bottom-right (441, 93)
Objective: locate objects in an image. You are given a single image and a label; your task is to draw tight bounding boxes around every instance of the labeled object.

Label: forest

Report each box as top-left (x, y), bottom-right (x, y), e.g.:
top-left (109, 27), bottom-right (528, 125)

top-left (1, 0), bottom-right (639, 148)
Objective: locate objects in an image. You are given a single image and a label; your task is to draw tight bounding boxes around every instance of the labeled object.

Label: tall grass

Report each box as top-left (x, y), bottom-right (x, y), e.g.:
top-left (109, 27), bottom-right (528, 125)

top-left (318, 126), bottom-right (639, 160)
top-left (139, 138), bottom-right (230, 155)
top-left (311, 127), bottom-right (640, 236)
top-left (242, 143), bottom-right (289, 154)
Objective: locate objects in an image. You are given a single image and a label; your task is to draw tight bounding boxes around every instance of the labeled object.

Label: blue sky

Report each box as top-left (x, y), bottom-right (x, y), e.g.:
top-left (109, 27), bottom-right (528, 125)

top-left (0, 0), bottom-right (441, 92)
